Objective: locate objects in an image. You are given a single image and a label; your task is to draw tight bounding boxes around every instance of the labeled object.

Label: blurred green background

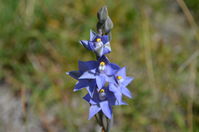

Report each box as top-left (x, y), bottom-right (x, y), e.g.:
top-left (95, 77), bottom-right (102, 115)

top-left (0, 0), bottom-right (199, 132)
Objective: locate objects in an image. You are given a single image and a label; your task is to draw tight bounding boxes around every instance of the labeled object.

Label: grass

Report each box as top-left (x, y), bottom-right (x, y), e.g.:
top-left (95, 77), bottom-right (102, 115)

top-left (0, 0), bottom-right (199, 131)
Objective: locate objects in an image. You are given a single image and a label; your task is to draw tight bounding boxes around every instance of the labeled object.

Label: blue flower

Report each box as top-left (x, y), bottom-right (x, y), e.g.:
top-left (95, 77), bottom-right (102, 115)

top-left (109, 67), bottom-right (134, 104)
top-left (79, 56), bottom-right (120, 92)
top-left (80, 30), bottom-right (111, 57)
top-left (66, 6), bottom-right (134, 123)
top-left (83, 86), bottom-right (126, 119)
top-left (67, 57), bottom-right (133, 107)
top-left (67, 60), bottom-right (98, 96)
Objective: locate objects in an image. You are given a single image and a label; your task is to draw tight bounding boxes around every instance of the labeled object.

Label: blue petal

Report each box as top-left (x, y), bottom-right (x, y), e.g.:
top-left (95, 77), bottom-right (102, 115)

top-left (105, 76), bottom-right (115, 83)
top-left (96, 75), bottom-right (106, 91)
top-left (107, 91), bottom-right (127, 106)
top-left (78, 61), bottom-right (98, 72)
top-left (73, 80), bottom-right (88, 92)
top-left (109, 83), bottom-right (121, 93)
top-left (114, 92), bottom-right (122, 105)
top-left (122, 86), bottom-right (132, 98)
top-left (95, 46), bottom-right (104, 57)
top-left (116, 67), bottom-right (126, 78)
top-left (102, 46), bottom-right (111, 55)
top-left (88, 105), bottom-right (101, 120)
top-left (101, 35), bottom-right (109, 44)
top-left (104, 63), bottom-right (120, 76)
top-left (100, 101), bottom-right (112, 119)
top-left (66, 71), bottom-right (81, 80)
top-left (122, 77), bottom-right (134, 87)
top-left (79, 40), bottom-right (92, 50)
top-left (109, 83), bottom-right (123, 104)
top-left (107, 92), bottom-right (117, 105)
top-left (79, 69), bottom-right (96, 79)
top-left (90, 30), bottom-right (97, 41)
top-left (105, 64), bottom-right (119, 76)
top-left (83, 93), bottom-right (91, 102)
top-left (104, 42), bottom-right (111, 52)
top-left (83, 94), bottom-right (97, 105)
top-left (86, 80), bottom-right (96, 97)
top-left (88, 41), bottom-right (95, 50)
top-left (86, 86), bottom-right (94, 97)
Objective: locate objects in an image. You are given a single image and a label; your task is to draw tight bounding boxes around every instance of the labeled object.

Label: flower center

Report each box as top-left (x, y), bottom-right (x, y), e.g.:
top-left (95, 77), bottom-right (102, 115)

top-left (99, 61), bottom-right (106, 71)
top-left (100, 62), bottom-right (105, 66)
top-left (117, 76), bottom-right (124, 83)
top-left (96, 38), bottom-right (101, 42)
top-left (95, 38), bottom-right (103, 49)
top-left (99, 89), bottom-right (105, 93)
top-left (117, 76), bottom-right (122, 80)
top-left (99, 89), bottom-right (106, 100)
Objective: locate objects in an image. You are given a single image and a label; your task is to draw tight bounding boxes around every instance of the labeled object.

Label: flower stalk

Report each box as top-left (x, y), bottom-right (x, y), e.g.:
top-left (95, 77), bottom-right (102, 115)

top-left (67, 6), bottom-right (134, 132)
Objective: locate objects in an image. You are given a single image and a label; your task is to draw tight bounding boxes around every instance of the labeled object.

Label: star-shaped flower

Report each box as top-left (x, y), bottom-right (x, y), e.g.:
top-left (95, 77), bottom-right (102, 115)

top-left (67, 60), bottom-right (98, 96)
top-left (80, 30), bottom-right (111, 57)
top-left (79, 56), bottom-right (120, 92)
top-left (83, 86), bottom-right (126, 119)
top-left (109, 67), bottom-right (134, 104)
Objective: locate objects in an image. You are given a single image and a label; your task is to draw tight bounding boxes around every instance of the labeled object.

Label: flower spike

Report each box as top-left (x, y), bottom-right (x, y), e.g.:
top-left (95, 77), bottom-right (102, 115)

top-left (66, 6), bottom-right (134, 132)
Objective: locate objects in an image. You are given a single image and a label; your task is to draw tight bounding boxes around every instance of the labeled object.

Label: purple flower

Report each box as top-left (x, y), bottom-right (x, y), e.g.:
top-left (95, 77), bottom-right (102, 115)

top-left (109, 67), bottom-right (134, 104)
top-left (83, 86), bottom-right (126, 119)
top-left (80, 30), bottom-right (111, 57)
top-left (67, 57), bottom-right (133, 105)
top-left (66, 6), bottom-right (135, 126)
top-left (79, 56), bottom-right (120, 92)
top-left (67, 60), bottom-right (98, 96)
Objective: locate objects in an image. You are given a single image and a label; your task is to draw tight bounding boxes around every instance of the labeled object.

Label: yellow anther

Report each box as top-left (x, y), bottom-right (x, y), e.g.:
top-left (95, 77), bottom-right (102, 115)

top-left (100, 61), bottom-right (105, 66)
top-left (117, 76), bottom-right (122, 80)
top-left (96, 38), bottom-right (101, 42)
top-left (99, 89), bottom-right (105, 93)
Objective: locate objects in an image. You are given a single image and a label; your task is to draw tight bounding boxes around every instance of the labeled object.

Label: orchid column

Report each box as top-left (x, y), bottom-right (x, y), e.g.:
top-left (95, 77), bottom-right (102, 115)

top-left (67, 6), bottom-right (134, 132)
